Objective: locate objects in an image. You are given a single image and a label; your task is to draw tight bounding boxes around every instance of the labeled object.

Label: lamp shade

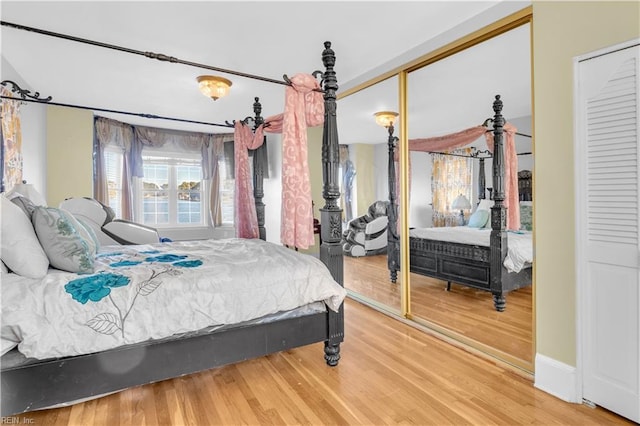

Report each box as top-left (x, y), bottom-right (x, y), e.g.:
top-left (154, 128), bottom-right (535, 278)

top-left (374, 111), bottom-right (399, 128)
top-left (197, 75), bottom-right (232, 101)
top-left (451, 194), bottom-right (471, 210)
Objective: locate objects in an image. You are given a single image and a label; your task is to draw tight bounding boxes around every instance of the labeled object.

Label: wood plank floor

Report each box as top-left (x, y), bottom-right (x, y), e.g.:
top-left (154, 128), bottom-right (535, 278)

top-left (344, 255), bottom-right (533, 363)
top-left (22, 299), bottom-right (630, 425)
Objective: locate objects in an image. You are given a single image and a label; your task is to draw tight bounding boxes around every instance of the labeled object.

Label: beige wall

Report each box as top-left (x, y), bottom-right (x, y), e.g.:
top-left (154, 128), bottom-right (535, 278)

top-left (533, 1), bottom-right (639, 365)
top-left (352, 143), bottom-right (376, 215)
top-left (46, 106), bottom-right (93, 207)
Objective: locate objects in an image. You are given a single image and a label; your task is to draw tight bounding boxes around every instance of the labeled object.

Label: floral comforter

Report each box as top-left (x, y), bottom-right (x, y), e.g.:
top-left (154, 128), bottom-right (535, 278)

top-left (1, 238), bottom-right (346, 360)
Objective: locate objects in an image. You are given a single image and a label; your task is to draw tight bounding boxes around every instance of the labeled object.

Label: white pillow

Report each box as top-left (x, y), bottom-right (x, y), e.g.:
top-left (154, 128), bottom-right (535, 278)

top-left (476, 199), bottom-right (494, 212)
top-left (0, 338), bottom-right (17, 356)
top-left (0, 195), bottom-right (49, 278)
top-left (32, 206), bottom-right (96, 274)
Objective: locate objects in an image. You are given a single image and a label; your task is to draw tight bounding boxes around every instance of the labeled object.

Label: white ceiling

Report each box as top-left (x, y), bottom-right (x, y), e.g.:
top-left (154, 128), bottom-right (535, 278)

top-left (339, 22), bottom-right (531, 145)
top-left (0, 1), bottom-right (530, 143)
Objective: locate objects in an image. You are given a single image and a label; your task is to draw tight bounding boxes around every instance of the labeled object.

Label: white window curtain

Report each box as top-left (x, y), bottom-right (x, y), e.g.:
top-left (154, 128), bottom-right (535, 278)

top-left (93, 117), bottom-right (135, 219)
top-left (339, 145), bottom-right (356, 223)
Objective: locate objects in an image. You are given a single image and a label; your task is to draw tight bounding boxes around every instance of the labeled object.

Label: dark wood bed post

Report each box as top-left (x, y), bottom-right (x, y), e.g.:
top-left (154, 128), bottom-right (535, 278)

top-left (387, 125), bottom-right (400, 283)
top-left (478, 157), bottom-right (486, 202)
top-left (251, 97), bottom-right (267, 241)
top-left (319, 41), bottom-right (344, 366)
top-left (489, 95), bottom-right (509, 311)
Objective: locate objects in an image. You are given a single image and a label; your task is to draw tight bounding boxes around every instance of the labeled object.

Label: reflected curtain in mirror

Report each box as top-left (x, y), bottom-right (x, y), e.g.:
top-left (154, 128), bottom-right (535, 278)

top-left (340, 145), bottom-right (356, 223)
top-left (431, 147), bottom-right (473, 227)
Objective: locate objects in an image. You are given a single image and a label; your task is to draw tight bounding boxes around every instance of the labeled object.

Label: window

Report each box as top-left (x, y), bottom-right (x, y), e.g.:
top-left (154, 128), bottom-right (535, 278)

top-left (136, 152), bottom-right (206, 227)
top-left (217, 158), bottom-right (235, 225)
top-left (104, 146), bottom-right (124, 218)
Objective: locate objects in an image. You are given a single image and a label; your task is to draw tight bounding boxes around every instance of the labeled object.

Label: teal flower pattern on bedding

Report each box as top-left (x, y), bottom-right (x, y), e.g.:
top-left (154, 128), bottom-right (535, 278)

top-left (145, 254), bottom-right (188, 263)
top-left (65, 273), bottom-right (130, 304)
top-left (65, 249), bottom-right (203, 337)
top-left (97, 252), bottom-right (123, 258)
top-left (173, 260), bottom-right (203, 268)
top-left (110, 260), bottom-right (143, 267)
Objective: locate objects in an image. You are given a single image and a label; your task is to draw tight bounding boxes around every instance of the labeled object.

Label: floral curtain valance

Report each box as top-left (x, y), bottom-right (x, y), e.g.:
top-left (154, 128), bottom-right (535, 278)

top-left (133, 125), bottom-right (215, 179)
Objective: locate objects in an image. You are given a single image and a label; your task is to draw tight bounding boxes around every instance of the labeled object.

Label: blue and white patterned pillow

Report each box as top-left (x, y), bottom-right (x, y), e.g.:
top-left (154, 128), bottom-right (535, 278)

top-left (32, 207), bottom-right (97, 274)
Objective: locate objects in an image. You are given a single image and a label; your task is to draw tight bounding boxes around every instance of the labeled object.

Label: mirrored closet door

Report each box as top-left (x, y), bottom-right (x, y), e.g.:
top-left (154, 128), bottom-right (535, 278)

top-left (338, 76), bottom-right (402, 314)
top-left (405, 23), bottom-right (534, 367)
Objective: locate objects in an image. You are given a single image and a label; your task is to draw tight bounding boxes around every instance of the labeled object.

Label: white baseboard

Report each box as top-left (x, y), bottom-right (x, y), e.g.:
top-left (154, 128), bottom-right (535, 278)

top-left (534, 353), bottom-right (581, 403)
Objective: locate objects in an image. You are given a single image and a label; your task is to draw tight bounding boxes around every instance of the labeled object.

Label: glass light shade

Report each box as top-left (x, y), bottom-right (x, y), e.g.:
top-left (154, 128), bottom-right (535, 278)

top-left (197, 75), bottom-right (232, 101)
top-left (374, 111), bottom-right (399, 128)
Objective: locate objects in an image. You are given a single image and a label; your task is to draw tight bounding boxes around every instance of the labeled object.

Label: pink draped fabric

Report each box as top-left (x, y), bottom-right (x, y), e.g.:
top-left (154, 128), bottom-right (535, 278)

top-left (408, 126), bottom-right (487, 153)
top-left (401, 123), bottom-right (520, 230)
top-left (233, 121), bottom-right (265, 238)
top-left (484, 123), bottom-right (520, 230)
top-left (261, 73), bottom-right (324, 249)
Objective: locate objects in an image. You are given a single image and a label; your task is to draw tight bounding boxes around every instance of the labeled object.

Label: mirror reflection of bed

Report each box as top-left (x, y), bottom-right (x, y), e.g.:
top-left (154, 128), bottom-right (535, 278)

top-left (339, 22), bottom-right (534, 368)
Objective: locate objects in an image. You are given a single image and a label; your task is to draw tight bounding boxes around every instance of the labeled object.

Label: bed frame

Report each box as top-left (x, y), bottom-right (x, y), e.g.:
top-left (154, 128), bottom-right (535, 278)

top-left (0, 30), bottom-right (344, 416)
top-left (386, 95), bottom-right (531, 311)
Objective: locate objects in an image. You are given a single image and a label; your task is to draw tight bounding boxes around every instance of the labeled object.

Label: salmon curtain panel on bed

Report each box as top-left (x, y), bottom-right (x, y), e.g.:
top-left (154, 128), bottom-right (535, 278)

top-left (233, 73), bottom-right (323, 248)
top-left (233, 121), bottom-right (264, 239)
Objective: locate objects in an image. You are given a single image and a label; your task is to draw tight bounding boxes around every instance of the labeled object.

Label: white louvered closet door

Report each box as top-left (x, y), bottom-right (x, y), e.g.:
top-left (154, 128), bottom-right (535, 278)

top-left (575, 40), bottom-right (640, 423)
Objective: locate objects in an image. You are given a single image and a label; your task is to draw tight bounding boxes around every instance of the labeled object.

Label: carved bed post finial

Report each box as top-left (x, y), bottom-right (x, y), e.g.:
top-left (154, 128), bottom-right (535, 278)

top-left (252, 96), bottom-right (263, 126)
top-left (490, 95), bottom-right (508, 311)
top-left (387, 125), bottom-right (400, 283)
top-left (319, 41), bottom-right (343, 366)
top-left (251, 97), bottom-right (266, 240)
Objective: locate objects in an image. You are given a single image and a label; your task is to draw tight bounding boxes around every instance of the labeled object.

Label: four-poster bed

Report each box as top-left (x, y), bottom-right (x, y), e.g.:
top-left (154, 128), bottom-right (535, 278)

top-left (386, 95), bottom-right (532, 312)
top-left (0, 20), bottom-right (345, 417)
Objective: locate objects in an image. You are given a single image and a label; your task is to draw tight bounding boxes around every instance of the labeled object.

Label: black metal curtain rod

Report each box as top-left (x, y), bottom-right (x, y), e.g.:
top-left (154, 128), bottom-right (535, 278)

top-left (424, 150), bottom-right (486, 159)
top-left (482, 118), bottom-right (531, 138)
top-left (423, 150), bottom-right (532, 158)
top-left (1, 20), bottom-right (296, 88)
top-left (0, 95), bottom-right (234, 129)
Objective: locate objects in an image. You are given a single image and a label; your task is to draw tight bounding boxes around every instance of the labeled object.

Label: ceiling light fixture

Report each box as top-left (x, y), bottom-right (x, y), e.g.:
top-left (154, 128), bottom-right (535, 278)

top-left (374, 111), bottom-right (399, 128)
top-left (196, 75), bottom-right (232, 101)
